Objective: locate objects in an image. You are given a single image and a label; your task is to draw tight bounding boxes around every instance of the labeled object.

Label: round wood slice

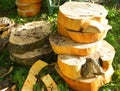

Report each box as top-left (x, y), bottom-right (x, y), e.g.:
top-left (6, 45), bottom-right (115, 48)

top-left (58, 21), bottom-right (111, 43)
top-left (55, 64), bottom-right (114, 91)
top-left (8, 21), bottom-right (52, 54)
top-left (49, 32), bottom-right (102, 56)
top-left (57, 2), bottom-right (108, 31)
top-left (57, 40), bottom-right (115, 80)
top-left (58, 55), bottom-right (86, 80)
top-left (10, 44), bottom-right (53, 66)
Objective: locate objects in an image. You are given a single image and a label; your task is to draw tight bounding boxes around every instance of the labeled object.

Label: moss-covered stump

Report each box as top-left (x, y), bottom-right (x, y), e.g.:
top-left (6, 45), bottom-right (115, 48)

top-left (8, 21), bottom-right (52, 54)
top-left (10, 44), bottom-right (53, 66)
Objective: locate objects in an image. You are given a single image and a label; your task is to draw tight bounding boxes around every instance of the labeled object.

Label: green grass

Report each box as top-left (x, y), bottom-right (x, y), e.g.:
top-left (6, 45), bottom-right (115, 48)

top-left (0, 2), bottom-right (120, 91)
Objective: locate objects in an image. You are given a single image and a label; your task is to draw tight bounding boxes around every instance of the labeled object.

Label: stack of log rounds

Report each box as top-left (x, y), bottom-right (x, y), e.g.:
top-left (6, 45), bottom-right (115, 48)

top-left (57, 1), bottom-right (112, 43)
top-left (9, 21), bottom-right (53, 66)
top-left (49, 1), bottom-right (115, 91)
top-left (16, 0), bottom-right (42, 17)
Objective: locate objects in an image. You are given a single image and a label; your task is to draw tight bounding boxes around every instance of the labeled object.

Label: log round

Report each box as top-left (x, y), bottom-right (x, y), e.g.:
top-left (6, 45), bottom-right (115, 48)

top-left (56, 64), bottom-right (114, 91)
top-left (16, 1), bottom-right (41, 11)
top-left (57, 40), bottom-right (115, 80)
top-left (10, 44), bottom-right (53, 66)
top-left (49, 32), bottom-right (102, 56)
top-left (8, 21), bottom-right (52, 54)
top-left (58, 21), bottom-right (111, 43)
top-left (58, 55), bottom-right (86, 80)
top-left (17, 9), bottom-right (40, 17)
top-left (57, 2), bottom-right (108, 31)
top-left (17, 0), bottom-right (42, 4)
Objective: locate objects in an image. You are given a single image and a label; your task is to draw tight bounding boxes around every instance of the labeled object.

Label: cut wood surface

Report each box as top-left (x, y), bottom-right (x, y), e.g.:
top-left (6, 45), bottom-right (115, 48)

top-left (57, 40), bottom-right (115, 79)
top-left (21, 60), bottom-right (48, 91)
top-left (41, 74), bottom-right (59, 91)
top-left (57, 2), bottom-right (108, 31)
top-left (58, 21), bottom-right (111, 43)
top-left (55, 64), bottom-right (114, 91)
top-left (58, 55), bottom-right (86, 80)
top-left (10, 44), bottom-right (53, 66)
top-left (9, 21), bottom-right (52, 54)
top-left (49, 32), bottom-right (102, 56)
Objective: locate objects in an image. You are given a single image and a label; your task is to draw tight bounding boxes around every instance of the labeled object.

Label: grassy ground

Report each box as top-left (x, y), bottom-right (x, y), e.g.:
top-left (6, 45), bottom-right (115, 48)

top-left (0, 2), bottom-right (120, 91)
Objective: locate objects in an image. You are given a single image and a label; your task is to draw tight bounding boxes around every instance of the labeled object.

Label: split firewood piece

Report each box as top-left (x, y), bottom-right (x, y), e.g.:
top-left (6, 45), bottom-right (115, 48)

top-left (49, 32), bottom-right (102, 56)
top-left (8, 21), bottom-right (52, 54)
top-left (57, 2), bottom-right (108, 31)
top-left (41, 74), bottom-right (59, 91)
top-left (58, 55), bottom-right (86, 80)
top-left (55, 64), bottom-right (114, 91)
top-left (21, 60), bottom-right (48, 91)
top-left (10, 44), bottom-right (53, 66)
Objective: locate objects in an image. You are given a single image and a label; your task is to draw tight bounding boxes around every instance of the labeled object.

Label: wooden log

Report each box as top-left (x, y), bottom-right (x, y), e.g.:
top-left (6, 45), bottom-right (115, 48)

top-left (16, 1), bottom-right (41, 11)
top-left (57, 40), bottom-right (115, 80)
top-left (55, 64), bottom-right (114, 91)
top-left (8, 21), bottom-right (52, 54)
top-left (10, 44), bottom-right (53, 66)
top-left (17, 0), bottom-right (42, 4)
top-left (58, 55), bottom-right (86, 80)
top-left (58, 21), bottom-right (111, 43)
top-left (49, 32), bottom-right (102, 56)
top-left (57, 2), bottom-right (108, 31)
top-left (21, 60), bottom-right (48, 91)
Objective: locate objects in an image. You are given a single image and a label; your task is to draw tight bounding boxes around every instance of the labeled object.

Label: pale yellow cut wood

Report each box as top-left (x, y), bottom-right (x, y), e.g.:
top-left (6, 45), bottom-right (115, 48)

top-left (41, 74), bottom-right (59, 91)
top-left (49, 32), bottom-right (102, 56)
top-left (82, 20), bottom-right (110, 33)
top-left (55, 64), bottom-right (114, 91)
top-left (21, 60), bottom-right (48, 91)
top-left (58, 55), bottom-right (86, 80)
top-left (57, 2), bottom-right (108, 31)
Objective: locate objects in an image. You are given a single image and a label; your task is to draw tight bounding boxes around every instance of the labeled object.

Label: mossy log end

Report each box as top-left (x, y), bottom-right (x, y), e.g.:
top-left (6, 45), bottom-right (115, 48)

top-left (10, 44), bottom-right (53, 66)
top-left (8, 21), bottom-right (52, 54)
top-left (8, 36), bottom-right (49, 54)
